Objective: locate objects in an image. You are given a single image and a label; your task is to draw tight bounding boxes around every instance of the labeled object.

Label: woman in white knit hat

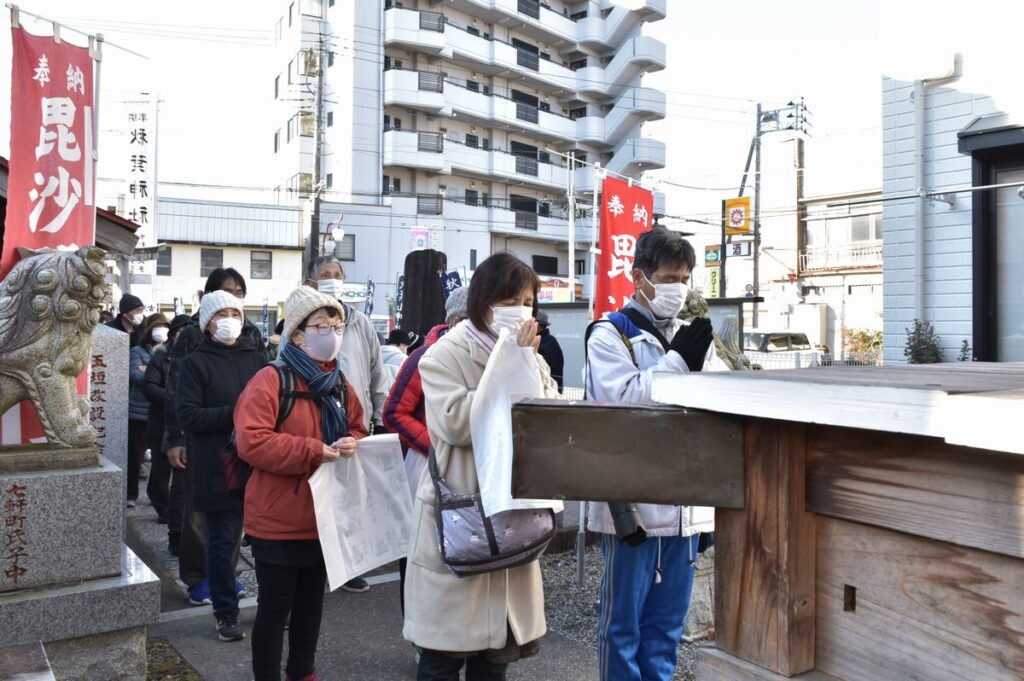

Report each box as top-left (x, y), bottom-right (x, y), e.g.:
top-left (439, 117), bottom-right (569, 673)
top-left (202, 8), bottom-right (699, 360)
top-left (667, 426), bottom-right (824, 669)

top-left (234, 286), bottom-right (369, 681)
top-left (177, 290), bottom-right (268, 643)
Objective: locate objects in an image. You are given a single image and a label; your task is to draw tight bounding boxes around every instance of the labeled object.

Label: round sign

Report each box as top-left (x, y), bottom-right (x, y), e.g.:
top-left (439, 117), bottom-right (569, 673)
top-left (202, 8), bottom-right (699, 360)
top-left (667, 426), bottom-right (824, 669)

top-left (745, 284), bottom-right (754, 292)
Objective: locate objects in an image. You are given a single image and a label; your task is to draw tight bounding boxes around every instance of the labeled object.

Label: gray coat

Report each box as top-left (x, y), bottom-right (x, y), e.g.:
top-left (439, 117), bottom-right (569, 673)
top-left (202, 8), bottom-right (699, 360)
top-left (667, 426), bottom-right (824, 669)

top-left (128, 344), bottom-right (155, 421)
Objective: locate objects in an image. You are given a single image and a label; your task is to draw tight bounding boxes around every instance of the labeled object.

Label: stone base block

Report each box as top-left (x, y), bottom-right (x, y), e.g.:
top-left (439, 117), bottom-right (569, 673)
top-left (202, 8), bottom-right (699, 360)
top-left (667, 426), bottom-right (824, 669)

top-left (0, 457), bottom-right (122, 592)
top-left (0, 546), bottom-right (159, 648)
top-left (45, 626), bottom-right (146, 681)
top-left (685, 546), bottom-right (715, 640)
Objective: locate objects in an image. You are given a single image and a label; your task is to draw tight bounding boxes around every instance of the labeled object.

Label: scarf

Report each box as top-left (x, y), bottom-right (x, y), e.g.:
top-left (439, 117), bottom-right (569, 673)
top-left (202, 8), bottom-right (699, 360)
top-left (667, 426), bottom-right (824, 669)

top-left (463, 320), bottom-right (497, 355)
top-left (279, 342), bottom-right (349, 444)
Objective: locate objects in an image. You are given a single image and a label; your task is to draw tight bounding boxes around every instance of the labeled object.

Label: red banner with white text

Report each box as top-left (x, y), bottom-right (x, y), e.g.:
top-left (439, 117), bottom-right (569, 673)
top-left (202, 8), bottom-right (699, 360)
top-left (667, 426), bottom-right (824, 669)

top-left (1, 26), bottom-right (96, 445)
top-left (594, 176), bottom-right (654, 320)
top-left (2, 26), bottom-right (96, 278)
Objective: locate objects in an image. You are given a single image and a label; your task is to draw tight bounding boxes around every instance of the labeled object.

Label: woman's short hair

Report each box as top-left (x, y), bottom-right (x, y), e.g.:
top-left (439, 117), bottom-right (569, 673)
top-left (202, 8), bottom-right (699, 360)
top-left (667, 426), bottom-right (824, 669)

top-left (633, 228), bottom-right (696, 277)
top-left (204, 267), bottom-right (247, 296)
top-left (299, 306), bottom-right (341, 331)
top-left (466, 252), bottom-right (540, 329)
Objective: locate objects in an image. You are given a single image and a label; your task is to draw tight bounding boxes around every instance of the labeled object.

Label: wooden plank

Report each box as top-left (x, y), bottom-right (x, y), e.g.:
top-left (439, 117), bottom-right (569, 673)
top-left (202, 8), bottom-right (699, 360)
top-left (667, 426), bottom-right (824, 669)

top-left (941, 389), bottom-right (1024, 455)
top-left (806, 426), bottom-right (1024, 559)
top-left (696, 648), bottom-right (840, 681)
top-left (815, 518), bottom-right (1024, 681)
top-left (511, 400), bottom-right (744, 507)
top-left (715, 420), bottom-right (816, 675)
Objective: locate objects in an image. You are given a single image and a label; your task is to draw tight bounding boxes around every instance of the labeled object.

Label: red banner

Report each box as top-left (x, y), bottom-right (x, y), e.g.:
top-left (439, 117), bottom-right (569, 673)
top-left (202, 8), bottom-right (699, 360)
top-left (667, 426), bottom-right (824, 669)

top-left (594, 176), bottom-right (654, 319)
top-left (2, 26), bottom-right (95, 279)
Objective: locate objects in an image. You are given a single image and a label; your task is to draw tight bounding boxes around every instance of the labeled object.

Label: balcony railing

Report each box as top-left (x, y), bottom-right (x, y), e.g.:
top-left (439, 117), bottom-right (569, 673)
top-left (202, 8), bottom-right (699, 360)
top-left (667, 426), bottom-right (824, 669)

top-left (516, 102), bottom-right (539, 123)
top-left (418, 71), bottom-right (444, 93)
top-left (516, 49), bottom-right (539, 71)
top-left (417, 131), bottom-right (444, 152)
top-left (419, 10), bottom-right (445, 32)
top-left (518, 0), bottom-right (540, 20)
top-left (417, 194), bottom-right (443, 215)
top-left (515, 156), bottom-right (539, 176)
top-left (799, 242), bottom-right (883, 272)
top-left (515, 211), bottom-right (538, 230)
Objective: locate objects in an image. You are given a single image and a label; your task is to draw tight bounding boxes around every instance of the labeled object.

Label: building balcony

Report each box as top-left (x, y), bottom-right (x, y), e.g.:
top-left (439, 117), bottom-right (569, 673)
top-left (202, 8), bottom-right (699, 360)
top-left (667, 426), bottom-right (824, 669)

top-left (577, 36), bottom-right (666, 101)
top-left (444, 0), bottom-right (577, 47)
top-left (444, 139), bottom-right (568, 191)
top-left (443, 81), bottom-right (577, 142)
top-left (383, 69), bottom-right (445, 113)
top-left (578, 0), bottom-right (667, 53)
top-left (605, 138), bottom-right (666, 176)
top-left (575, 87), bottom-right (667, 147)
top-left (799, 243), bottom-right (883, 272)
top-left (384, 7), bottom-right (447, 54)
top-left (383, 129), bottom-right (448, 173)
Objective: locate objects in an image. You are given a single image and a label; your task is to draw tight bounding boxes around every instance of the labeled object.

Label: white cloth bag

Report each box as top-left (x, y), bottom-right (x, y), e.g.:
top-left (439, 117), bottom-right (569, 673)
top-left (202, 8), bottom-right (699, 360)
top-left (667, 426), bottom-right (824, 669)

top-left (307, 433), bottom-right (413, 591)
top-left (470, 329), bottom-right (564, 517)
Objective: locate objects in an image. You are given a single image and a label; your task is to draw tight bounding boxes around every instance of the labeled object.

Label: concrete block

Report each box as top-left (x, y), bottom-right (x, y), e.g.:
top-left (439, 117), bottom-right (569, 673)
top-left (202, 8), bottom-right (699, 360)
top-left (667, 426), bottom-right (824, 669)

top-left (0, 458), bottom-right (122, 591)
top-left (44, 626), bottom-right (146, 681)
top-left (88, 327), bottom-right (129, 497)
top-left (684, 545), bottom-right (714, 640)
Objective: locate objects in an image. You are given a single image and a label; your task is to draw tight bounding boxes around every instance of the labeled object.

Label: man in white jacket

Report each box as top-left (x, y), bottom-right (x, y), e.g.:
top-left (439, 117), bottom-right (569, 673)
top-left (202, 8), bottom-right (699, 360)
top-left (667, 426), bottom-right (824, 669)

top-left (305, 255), bottom-right (387, 594)
top-left (585, 228), bottom-right (714, 681)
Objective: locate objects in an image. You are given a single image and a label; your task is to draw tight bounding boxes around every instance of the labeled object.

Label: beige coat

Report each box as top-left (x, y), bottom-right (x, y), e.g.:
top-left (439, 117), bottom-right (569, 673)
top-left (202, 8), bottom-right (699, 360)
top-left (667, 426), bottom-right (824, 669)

top-left (403, 322), bottom-right (560, 653)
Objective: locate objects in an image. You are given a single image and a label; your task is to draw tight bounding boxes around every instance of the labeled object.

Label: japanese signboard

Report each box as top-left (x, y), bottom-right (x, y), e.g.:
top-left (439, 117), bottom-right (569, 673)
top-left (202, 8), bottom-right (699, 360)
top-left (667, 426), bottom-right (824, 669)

top-left (537, 276), bottom-right (584, 304)
top-left (730, 241), bottom-right (752, 257)
top-left (364, 278), bottom-right (376, 316)
top-left (708, 268), bottom-right (721, 298)
top-left (594, 176), bottom-right (654, 319)
top-left (724, 196), bottom-right (751, 236)
top-left (116, 96), bottom-right (159, 312)
top-left (440, 270), bottom-right (462, 299)
top-left (2, 26), bottom-right (96, 278)
top-left (394, 275), bottom-right (405, 328)
top-left (705, 244), bottom-right (721, 267)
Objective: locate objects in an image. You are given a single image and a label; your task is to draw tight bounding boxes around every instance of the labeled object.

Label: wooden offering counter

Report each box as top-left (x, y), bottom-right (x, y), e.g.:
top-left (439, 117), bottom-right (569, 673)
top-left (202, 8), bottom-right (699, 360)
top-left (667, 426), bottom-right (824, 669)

top-left (651, 363), bottom-right (1024, 681)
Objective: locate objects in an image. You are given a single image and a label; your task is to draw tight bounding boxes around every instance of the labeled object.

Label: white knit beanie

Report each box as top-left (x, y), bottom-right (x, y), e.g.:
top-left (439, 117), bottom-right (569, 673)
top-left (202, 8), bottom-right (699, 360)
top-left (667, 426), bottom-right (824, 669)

top-left (199, 290), bottom-right (245, 332)
top-left (282, 286), bottom-right (345, 342)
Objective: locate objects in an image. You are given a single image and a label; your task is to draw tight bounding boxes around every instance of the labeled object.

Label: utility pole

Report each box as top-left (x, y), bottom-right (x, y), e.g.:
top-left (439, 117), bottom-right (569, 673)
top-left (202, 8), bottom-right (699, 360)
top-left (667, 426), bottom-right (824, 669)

top-left (306, 38), bottom-right (327, 273)
top-left (753, 103), bottom-right (763, 326)
top-left (567, 153), bottom-right (576, 302)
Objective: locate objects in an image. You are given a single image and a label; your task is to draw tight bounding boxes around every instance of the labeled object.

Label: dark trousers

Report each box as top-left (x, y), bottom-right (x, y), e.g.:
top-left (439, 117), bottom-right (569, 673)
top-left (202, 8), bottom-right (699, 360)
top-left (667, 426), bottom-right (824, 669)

top-left (167, 467), bottom-right (185, 550)
top-left (177, 451), bottom-right (208, 586)
top-left (417, 651), bottom-right (508, 681)
top-left (205, 507), bottom-right (243, 619)
top-left (127, 420), bottom-right (148, 500)
top-left (252, 558), bottom-right (328, 681)
top-left (145, 434), bottom-right (170, 521)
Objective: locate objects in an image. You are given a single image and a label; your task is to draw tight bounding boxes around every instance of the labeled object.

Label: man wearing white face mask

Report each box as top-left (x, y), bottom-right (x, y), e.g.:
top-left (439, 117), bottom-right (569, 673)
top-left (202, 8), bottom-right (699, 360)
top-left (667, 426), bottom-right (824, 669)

top-left (177, 290), bottom-right (268, 642)
top-left (585, 227), bottom-right (714, 681)
top-left (106, 293), bottom-right (147, 348)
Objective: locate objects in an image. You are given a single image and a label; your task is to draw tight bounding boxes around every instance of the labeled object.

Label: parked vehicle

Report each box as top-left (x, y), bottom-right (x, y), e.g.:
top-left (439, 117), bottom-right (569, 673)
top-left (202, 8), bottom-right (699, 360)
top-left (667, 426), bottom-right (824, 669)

top-left (743, 331), bottom-right (823, 369)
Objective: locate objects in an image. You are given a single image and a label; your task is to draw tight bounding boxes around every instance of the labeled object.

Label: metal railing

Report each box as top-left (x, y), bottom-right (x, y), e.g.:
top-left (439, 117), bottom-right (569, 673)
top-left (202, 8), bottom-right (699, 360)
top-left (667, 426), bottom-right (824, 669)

top-left (799, 243), bottom-right (883, 272)
top-left (515, 156), bottom-right (539, 176)
top-left (745, 351), bottom-right (882, 370)
top-left (518, 0), bottom-right (540, 19)
top-left (416, 194), bottom-right (443, 215)
top-left (419, 10), bottom-right (445, 32)
top-left (417, 131), bottom-right (444, 152)
top-left (515, 211), bottom-right (539, 230)
top-left (516, 48), bottom-right (540, 71)
top-left (417, 71), bottom-right (444, 93)
top-left (516, 101), bottom-right (539, 123)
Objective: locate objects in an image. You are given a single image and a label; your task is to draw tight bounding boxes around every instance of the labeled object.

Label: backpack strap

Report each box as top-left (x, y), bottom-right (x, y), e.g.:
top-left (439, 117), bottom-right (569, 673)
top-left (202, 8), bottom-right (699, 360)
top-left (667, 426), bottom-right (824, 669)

top-left (271, 358), bottom-right (349, 431)
top-left (584, 318), bottom-right (638, 368)
top-left (619, 307), bottom-right (671, 353)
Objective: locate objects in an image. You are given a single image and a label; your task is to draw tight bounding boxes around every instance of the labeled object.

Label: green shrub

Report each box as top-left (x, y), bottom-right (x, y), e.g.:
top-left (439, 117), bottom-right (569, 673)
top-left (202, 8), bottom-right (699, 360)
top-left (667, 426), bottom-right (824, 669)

top-left (904, 320), bottom-right (942, 364)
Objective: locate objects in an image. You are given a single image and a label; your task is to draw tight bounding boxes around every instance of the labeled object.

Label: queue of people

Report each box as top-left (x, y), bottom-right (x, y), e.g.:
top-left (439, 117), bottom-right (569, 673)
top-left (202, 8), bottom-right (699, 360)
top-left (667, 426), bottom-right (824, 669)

top-left (107, 227), bottom-right (712, 681)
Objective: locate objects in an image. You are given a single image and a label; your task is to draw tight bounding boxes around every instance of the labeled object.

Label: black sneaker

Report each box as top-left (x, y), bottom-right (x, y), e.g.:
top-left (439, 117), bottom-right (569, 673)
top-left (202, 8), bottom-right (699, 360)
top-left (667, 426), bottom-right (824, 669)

top-left (340, 577), bottom-right (370, 593)
top-left (216, 614), bottom-right (245, 642)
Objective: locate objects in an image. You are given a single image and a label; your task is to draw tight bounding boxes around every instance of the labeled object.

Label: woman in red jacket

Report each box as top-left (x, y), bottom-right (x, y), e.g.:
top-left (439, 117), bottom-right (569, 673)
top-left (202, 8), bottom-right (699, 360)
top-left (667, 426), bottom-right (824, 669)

top-left (235, 286), bottom-right (368, 681)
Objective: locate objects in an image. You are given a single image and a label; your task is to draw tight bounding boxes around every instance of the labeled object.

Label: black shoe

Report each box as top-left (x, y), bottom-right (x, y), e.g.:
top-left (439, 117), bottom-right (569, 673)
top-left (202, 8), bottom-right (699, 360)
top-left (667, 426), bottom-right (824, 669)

top-left (340, 577), bottom-right (370, 593)
top-left (167, 533), bottom-right (180, 557)
top-left (216, 614), bottom-right (245, 642)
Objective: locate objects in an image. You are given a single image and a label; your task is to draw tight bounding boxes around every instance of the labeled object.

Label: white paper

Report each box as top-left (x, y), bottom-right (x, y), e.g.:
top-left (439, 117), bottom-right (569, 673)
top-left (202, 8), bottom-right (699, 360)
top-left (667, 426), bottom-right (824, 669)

top-left (470, 329), bottom-right (564, 517)
top-left (307, 433), bottom-right (413, 592)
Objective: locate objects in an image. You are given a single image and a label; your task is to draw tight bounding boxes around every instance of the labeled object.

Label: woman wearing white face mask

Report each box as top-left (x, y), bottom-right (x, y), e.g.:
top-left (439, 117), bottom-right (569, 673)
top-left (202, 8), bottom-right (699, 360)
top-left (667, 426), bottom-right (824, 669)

top-left (177, 290), bottom-right (268, 643)
top-left (404, 252), bottom-right (560, 681)
top-left (127, 313), bottom-right (170, 508)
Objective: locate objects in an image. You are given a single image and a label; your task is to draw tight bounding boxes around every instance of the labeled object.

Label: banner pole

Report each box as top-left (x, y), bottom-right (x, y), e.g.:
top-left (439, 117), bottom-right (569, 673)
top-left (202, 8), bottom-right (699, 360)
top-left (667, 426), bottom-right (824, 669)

top-left (588, 164), bottom-right (601, 322)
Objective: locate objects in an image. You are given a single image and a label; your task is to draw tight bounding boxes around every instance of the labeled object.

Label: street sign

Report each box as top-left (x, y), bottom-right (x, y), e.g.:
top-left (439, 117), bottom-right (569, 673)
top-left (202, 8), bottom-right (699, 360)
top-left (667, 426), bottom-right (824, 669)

top-left (724, 197), bottom-right (751, 235)
top-left (730, 241), bottom-right (752, 257)
top-left (709, 268), bottom-right (721, 298)
top-left (704, 244), bottom-right (721, 266)
top-left (126, 244), bottom-right (166, 262)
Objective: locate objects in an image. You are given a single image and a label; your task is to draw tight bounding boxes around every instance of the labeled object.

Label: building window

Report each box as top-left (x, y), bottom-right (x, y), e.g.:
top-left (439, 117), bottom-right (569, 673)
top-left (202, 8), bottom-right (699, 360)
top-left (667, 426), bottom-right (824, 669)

top-left (156, 247), bottom-right (172, 276)
top-left (298, 112), bottom-right (315, 137)
top-left (481, 192), bottom-right (489, 207)
top-left (465, 133), bottom-right (479, 148)
top-left (326, 173), bottom-right (333, 189)
top-left (328, 51), bottom-right (335, 67)
top-left (466, 79), bottom-right (480, 92)
top-left (200, 248), bottom-right (223, 277)
top-left (569, 58), bottom-right (587, 71)
top-left (327, 111), bottom-right (334, 127)
top-left (393, 177), bottom-right (401, 193)
top-left (383, 175), bottom-right (391, 193)
top-left (274, 74), bottom-right (280, 99)
top-left (288, 2), bottom-right (294, 26)
top-left (532, 255), bottom-right (558, 276)
top-left (287, 117), bottom-right (295, 142)
top-left (288, 59), bottom-right (294, 84)
top-left (470, 248), bottom-right (478, 270)
top-left (465, 189), bottom-right (478, 206)
top-left (338, 234), bottom-right (356, 261)
top-left (575, 259), bottom-right (586, 276)
top-left (288, 172), bottom-right (313, 198)
top-left (251, 251), bottom-right (273, 280)
top-left (273, 130), bottom-right (280, 153)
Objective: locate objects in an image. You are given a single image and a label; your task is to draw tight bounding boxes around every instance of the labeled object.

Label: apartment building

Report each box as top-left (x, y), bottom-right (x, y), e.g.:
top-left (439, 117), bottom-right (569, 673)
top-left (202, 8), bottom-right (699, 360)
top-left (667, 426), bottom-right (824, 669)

top-left (270, 0), bottom-right (667, 308)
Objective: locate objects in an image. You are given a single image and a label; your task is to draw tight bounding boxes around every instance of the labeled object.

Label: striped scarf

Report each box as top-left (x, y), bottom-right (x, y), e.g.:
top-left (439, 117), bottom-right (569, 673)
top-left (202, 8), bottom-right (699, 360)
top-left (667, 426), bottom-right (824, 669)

top-left (279, 342), bottom-right (349, 444)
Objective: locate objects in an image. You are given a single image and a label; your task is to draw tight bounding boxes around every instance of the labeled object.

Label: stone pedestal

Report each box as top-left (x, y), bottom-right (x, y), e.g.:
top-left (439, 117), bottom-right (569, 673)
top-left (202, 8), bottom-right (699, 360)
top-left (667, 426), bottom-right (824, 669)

top-left (0, 451), bottom-right (159, 681)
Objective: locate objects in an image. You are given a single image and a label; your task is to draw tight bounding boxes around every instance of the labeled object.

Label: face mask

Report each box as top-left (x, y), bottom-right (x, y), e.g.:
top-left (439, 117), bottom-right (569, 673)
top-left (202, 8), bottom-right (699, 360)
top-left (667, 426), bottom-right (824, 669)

top-left (151, 327), bottom-right (169, 344)
top-left (130, 312), bottom-right (144, 326)
top-left (640, 273), bottom-right (688, 319)
top-left (213, 317), bottom-right (243, 344)
top-left (302, 327), bottom-right (344, 362)
top-left (317, 279), bottom-right (345, 300)
top-left (489, 305), bottom-right (533, 337)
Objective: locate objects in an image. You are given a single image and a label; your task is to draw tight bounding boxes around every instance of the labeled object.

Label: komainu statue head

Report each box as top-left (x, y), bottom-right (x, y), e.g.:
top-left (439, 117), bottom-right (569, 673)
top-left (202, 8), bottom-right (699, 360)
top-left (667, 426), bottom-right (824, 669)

top-left (0, 247), bottom-right (107, 448)
top-left (679, 288), bottom-right (753, 371)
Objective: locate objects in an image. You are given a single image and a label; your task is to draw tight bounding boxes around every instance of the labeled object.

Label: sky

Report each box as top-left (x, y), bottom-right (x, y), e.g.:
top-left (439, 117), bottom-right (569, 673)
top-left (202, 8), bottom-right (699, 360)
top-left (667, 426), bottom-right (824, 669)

top-left (1, 0), bottom-right (1020, 240)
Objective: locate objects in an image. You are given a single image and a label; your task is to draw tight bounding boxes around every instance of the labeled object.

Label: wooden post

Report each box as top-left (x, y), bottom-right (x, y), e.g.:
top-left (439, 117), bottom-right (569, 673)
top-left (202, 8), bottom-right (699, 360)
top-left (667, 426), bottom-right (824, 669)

top-left (714, 419), bottom-right (816, 675)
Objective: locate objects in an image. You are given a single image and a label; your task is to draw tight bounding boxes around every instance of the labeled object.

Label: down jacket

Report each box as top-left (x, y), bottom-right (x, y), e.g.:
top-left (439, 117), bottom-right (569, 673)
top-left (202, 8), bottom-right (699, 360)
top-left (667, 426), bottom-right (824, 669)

top-left (382, 324), bottom-right (447, 458)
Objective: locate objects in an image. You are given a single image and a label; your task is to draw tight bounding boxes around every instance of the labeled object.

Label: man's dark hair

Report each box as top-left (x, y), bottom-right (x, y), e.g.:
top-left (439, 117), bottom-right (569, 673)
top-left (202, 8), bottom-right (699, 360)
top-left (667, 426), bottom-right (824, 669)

top-left (204, 268), bottom-right (247, 296)
top-left (307, 256), bottom-right (345, 281)
top-left (466, 252), bottom-right (540, 330)
top-left (633, 228), bottom-right (696, 276)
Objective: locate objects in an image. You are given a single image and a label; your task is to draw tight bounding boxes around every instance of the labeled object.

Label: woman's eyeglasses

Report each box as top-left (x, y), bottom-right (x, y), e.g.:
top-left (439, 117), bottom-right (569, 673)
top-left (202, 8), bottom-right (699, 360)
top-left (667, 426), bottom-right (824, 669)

top-left (305, 324), bottom-right (344, 336)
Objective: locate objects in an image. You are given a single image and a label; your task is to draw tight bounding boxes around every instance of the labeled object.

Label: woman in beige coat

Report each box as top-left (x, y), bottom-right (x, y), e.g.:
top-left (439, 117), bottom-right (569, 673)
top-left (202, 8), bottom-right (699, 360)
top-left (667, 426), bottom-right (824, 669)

top-left (404, 252), bottom-right (560, 681)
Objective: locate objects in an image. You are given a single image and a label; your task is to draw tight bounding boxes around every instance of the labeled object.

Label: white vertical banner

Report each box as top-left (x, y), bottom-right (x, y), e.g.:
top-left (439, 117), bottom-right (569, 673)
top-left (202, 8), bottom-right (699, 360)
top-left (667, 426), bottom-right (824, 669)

top-left (119, 95), bottom-right (159, 311)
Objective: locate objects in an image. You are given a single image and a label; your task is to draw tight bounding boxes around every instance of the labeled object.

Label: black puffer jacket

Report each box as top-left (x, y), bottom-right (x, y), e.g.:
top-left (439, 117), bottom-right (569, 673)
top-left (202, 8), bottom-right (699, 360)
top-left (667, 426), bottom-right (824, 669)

top-left (165, 314), bottom-right (265, 449)
top-left (143, 344), bottom-right (172, 442)
top-left (176, 336), bottom-right (267, 512)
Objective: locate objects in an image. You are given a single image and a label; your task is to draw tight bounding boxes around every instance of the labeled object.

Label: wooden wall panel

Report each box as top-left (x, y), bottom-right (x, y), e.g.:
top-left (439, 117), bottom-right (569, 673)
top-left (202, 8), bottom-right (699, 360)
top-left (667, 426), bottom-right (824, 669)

top-left (806, 425), bottom-right (1024, 559)
top-left (715, 420), bottom-right (816, 675)
top-left (815, 518), bottom-right (1024, 681)
top-left (696, 648), bottom-right (840, 681)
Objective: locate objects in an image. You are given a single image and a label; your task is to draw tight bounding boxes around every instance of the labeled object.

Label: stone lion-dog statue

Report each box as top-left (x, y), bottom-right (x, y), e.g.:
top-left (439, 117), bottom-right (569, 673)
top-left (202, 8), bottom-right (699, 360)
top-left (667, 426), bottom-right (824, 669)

top-left (0, 247), bottom-right (106, 448)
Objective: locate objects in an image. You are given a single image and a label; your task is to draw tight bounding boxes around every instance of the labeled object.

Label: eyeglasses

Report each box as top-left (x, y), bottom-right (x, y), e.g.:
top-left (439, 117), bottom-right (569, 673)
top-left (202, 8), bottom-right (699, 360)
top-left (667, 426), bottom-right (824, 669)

top-left (304, 324), bottom-right (344, 336)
